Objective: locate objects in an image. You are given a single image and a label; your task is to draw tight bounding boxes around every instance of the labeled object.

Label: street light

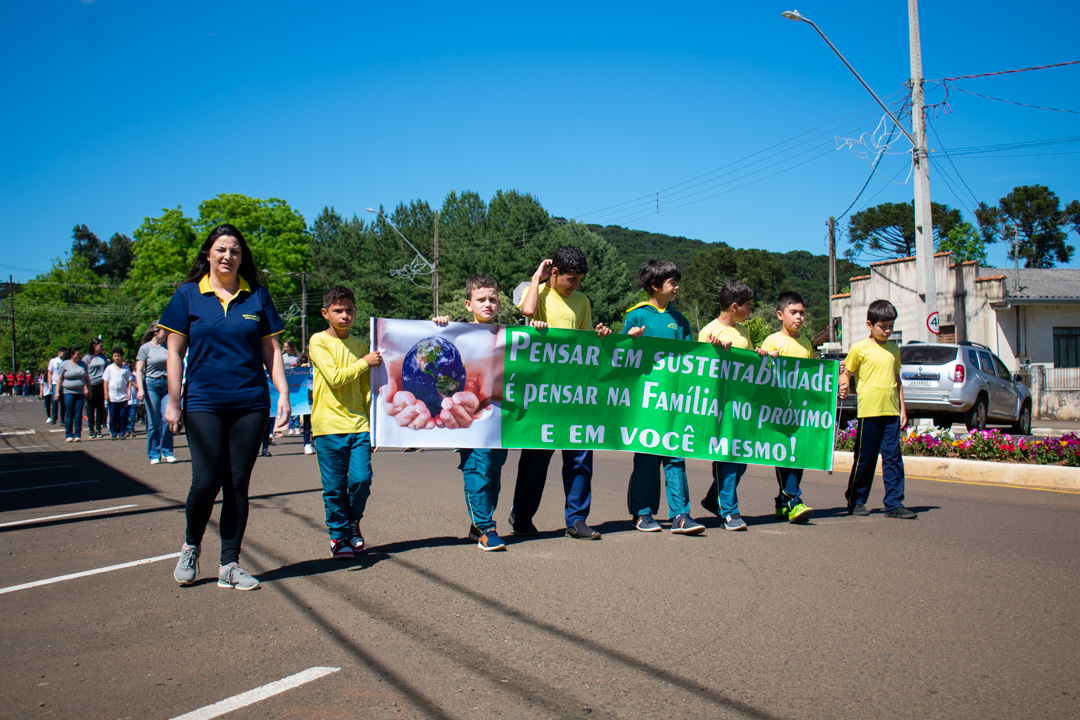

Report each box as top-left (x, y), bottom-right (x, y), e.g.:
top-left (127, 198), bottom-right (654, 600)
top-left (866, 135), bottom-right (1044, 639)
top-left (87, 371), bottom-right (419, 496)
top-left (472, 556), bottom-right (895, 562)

top-left (783, 6), bottom-right (938, 343)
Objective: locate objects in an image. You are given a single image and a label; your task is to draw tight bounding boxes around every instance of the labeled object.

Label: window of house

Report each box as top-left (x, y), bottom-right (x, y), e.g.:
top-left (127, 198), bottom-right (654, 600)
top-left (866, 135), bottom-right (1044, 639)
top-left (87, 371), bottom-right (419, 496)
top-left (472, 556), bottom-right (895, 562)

top-left (1054, 327), bottom-right (1080, 368)
top-left (938, 324), bottom-right (956, 343)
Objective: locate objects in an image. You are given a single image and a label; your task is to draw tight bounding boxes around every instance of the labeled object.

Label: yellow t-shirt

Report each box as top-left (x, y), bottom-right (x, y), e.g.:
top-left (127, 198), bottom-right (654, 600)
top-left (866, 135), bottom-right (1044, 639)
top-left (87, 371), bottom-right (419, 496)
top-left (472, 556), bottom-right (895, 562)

top-left (698, 319), bottom-right (753, 350)
top-left (519, 284), bottom-right (592, 330)
top-left (844, 337), bottom-right (901, 417)
top-left (309, 331), bottom-right (372, 436)
top-left (761, 332), bottom-right (814, 359)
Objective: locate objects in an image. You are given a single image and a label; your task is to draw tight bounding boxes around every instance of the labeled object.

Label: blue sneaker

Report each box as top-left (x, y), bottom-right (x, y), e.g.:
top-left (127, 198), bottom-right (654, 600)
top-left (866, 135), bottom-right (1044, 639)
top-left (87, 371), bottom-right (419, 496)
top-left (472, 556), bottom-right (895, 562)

top-left (634, 514), bottom-right (662, 532)
top-left (477, 528), bottom-right (506, 551)
top-left (721, 513), bottom-right (748, 531)
top-left (670, 514), bottom-right (705, 535)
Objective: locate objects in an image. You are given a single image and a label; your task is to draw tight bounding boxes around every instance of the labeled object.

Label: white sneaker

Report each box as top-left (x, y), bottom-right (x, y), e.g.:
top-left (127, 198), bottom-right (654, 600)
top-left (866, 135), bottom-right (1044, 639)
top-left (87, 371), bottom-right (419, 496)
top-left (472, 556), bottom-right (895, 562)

top-left (163, 455), bottom-right (177, 463)
top-left (304, 444), bottom-right (314, 455)
top-left (150, 458), bottom-right (161, 465)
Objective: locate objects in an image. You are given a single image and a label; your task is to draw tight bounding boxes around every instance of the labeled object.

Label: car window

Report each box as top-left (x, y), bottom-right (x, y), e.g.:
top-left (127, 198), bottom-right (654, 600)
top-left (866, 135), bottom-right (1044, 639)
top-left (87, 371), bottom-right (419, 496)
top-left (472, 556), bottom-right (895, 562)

top-left (992, 355), bottom-right (1012, 381)
top-left (967, 350), bottom-right (979, 368)
top-left (900, 346), bottom-right (958, 364)
top-left (977, 352), bottom-right (995, 375)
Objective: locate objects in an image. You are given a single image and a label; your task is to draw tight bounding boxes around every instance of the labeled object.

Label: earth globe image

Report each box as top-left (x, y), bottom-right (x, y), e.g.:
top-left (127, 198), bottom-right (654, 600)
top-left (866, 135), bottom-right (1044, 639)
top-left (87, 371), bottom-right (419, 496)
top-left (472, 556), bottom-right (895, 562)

top-left (401, 337), bottom-right (467, 417)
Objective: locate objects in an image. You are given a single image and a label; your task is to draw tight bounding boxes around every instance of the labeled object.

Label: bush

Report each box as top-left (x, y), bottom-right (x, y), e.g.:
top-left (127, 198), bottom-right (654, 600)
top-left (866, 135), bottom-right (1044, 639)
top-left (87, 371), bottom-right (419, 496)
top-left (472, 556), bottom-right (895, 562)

top-left (834, 425), bottom-right (1080, 467)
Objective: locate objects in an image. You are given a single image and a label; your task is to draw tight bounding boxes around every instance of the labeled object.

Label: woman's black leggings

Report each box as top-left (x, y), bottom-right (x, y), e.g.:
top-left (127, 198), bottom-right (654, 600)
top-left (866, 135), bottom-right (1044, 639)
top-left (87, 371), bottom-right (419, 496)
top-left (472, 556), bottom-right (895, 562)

top-left (184, 410), bottom-right (266, 565)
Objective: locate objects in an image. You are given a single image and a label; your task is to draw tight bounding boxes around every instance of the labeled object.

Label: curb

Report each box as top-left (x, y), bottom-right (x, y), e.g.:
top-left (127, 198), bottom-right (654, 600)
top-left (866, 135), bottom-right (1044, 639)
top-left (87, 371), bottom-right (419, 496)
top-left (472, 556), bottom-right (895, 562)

top-left (831, 451), bottom-right (1079, 492)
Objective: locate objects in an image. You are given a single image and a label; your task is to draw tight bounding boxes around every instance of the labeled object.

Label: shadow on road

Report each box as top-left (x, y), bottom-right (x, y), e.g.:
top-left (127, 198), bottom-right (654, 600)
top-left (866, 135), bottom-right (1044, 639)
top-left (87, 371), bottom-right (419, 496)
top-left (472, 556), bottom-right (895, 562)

top-left (0, 450), bottom-right (160, 513)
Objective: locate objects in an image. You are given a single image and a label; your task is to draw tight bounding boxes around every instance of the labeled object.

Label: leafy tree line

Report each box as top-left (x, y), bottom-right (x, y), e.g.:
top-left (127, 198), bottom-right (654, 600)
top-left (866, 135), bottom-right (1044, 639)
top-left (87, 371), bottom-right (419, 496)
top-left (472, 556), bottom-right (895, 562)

top-left (14, 183), bottom-right (1073, 372)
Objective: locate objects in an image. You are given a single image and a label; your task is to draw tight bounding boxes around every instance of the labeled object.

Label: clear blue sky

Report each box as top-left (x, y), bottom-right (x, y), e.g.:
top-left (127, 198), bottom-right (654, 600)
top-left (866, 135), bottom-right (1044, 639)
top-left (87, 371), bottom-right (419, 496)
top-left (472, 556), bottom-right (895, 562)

top-left (2, 0), bottom-right (1078, 283)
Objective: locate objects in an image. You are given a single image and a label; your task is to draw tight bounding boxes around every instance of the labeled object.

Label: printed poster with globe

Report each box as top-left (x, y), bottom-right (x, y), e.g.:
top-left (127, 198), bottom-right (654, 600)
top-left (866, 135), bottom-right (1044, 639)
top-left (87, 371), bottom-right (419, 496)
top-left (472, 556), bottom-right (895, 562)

top-left (371, 318), bottom-right (504, 450)
top-left (370, 318), bottom-right (838, 472)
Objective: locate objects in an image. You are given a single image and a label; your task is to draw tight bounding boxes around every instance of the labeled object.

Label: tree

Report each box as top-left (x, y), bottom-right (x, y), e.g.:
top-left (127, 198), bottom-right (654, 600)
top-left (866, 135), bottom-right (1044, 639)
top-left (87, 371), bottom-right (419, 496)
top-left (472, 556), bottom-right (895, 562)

top-left (975, 185), bottom-right (1077, 268)
top-left (937, 221), bottom-right (987, 264)
top-left (69, 225), bottom-right (135, 280)
top-left (846, 201), bottom-right (962, 260)
top-left (681, 246), bottom-right (786, 333)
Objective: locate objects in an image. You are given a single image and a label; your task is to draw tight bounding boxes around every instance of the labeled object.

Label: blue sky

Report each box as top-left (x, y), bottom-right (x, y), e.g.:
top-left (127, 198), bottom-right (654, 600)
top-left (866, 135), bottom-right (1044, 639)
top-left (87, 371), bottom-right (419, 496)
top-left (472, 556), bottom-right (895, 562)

top-left (2, 0), bottom-right (1078, 283)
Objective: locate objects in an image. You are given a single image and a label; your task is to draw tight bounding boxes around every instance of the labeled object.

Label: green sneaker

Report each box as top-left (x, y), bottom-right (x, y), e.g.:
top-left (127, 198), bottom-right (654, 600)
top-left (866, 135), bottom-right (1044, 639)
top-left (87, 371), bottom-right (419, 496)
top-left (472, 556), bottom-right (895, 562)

top-left (774, 507), bottom-right (788, 519)
top-left (788, 503), bottom-right (814, 524)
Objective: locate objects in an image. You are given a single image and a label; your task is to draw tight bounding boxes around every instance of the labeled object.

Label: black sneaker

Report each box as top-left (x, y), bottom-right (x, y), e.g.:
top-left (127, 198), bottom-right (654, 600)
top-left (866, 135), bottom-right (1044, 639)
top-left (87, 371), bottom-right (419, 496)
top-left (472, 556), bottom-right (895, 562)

top-left (508, 512), bottom-right (538, 537)
top-left (848, 504), bottom-right (870, 516)
top-left (565, 520), bottom-right (601, 540)
top-left (700, 494), bottom-right (720, 517)
top-left (883, 506), bottom-right (917, 519)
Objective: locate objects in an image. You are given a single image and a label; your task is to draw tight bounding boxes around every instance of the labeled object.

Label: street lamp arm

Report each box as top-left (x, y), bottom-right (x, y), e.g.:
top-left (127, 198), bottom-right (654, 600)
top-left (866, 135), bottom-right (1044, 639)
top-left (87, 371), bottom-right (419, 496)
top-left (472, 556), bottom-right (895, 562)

top-left (782, 11), bottom-right (917, 148)
top-left (364, 207), bottom-right (434, 270)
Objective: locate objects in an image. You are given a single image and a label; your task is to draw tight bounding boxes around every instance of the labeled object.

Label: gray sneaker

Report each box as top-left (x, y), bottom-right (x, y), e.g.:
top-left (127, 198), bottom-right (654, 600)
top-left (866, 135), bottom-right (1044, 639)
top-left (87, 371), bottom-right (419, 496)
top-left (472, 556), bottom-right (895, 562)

top-left (174, 543), bottom-right (200, 585)
top-left (670, 513), bottom-right (705, 535)
top-left (721, 513), bottom-right (748, 531)
top-left (634, 514), bottom-right (662, 532)
top-left (218, 562), bottom-right (260, 591)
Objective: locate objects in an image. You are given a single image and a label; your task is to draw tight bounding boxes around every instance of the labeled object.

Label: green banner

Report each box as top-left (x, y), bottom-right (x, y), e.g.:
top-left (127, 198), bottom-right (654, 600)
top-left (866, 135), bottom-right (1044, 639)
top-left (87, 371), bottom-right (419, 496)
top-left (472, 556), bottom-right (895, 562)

top-left (500, 327), bottom-right (837, 471)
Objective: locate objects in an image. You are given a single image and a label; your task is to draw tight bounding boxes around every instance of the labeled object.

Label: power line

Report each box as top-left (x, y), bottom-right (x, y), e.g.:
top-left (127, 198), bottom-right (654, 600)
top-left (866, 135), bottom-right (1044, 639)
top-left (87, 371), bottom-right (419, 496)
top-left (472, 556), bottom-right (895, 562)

top-left (937, 60), bottom-right (1080, 82)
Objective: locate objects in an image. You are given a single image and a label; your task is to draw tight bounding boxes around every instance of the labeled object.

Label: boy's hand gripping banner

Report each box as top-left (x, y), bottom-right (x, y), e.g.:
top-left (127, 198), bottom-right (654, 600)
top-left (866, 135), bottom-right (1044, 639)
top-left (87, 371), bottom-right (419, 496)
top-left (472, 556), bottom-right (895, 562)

top-left (370, 319), bottom-right (837, 471)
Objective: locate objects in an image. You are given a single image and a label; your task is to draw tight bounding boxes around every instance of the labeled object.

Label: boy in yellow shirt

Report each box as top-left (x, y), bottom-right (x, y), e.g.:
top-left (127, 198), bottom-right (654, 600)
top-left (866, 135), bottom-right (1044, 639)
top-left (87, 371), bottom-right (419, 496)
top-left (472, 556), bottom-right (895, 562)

top-left (838, 300), bottom-right (916, 519)
top-left (699, 279), bottom-right (774, 531)
top-left (309, 286), bottom-right (384, 559)
top-left (760, 291), bottom-right (815, 524)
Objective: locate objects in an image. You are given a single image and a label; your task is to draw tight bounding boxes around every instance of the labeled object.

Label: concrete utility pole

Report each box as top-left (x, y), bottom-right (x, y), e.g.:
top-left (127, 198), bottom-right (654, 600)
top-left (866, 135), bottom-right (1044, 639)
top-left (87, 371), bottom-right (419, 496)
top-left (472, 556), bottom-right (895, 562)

top-left (908, 0), bottom-right (938, 342)
top-left (783, 5), bottom-right (940, 343)
top-left (827, 217), bottom-right (837, 342)
top-left (300, 271), bottom-right (308, 351)
top-left (433, 211), bottom-right (439, 318)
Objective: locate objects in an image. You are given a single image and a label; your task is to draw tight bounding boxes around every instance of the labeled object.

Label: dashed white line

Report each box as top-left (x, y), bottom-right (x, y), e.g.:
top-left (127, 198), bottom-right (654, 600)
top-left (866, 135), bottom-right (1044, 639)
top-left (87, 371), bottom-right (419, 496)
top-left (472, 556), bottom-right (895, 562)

top-left (0, 552), bottom-right (180, 595)
top-left (0, 479), bottom-right (97, 493)
top-left (0, 444), bottom-right (52, 452)
top-left (169, 666), bottom-right (341, 720)
top-left (0, 504), bottom-right (137, 528)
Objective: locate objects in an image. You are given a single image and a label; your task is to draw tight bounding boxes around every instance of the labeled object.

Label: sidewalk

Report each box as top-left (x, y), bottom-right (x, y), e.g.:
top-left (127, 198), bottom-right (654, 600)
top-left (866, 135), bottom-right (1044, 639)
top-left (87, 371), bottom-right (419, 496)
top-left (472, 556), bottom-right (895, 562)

top-left (832, 451), bottom-right (1079, 492)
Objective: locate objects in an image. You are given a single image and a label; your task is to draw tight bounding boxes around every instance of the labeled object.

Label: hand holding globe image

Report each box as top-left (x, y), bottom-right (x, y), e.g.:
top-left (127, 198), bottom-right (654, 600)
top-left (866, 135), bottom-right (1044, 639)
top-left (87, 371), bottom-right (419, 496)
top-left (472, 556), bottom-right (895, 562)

top-left (401, 337), bottom-right (467, 416)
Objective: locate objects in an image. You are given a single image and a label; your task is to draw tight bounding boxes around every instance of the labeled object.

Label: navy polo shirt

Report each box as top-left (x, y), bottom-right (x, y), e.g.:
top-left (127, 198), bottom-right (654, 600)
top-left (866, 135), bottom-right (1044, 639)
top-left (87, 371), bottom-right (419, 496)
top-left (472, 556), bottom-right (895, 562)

top-left (159, 275), bottom-right (284, 413)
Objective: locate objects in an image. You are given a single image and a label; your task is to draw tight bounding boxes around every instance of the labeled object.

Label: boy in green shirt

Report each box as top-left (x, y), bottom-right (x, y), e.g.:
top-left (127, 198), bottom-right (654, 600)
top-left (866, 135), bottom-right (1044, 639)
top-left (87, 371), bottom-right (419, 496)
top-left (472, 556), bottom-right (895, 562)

top-left (624, 260), bottom-right (704, 535)
top-left (760, 291), bottom-right (815, 523)
top-left (309, 285), bottom-right (384, 559)
top-left (838, 299), bottom-right (917, 519)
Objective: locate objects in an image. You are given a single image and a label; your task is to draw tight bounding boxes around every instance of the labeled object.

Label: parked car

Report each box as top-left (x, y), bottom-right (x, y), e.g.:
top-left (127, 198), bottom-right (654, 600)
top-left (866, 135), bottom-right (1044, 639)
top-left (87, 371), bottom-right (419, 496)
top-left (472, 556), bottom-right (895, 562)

top-left (820, 352), bottom-right (857, 423)
top-left (899, 341), bottom-right (1032, 434)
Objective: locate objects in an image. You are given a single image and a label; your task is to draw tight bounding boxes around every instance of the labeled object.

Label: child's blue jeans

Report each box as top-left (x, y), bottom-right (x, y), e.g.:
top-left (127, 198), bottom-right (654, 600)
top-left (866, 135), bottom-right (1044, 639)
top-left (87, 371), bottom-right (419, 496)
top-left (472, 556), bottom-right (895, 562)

top-left (314, 432), bottom-right (373, 541)
top-left (774, 467), bottom-right (805, 510)
top-left (707, 462), bottom-right (747, 517)
top-left (628, 453), bottom-right (690, 518)
top-left (459, 448), bottom-right (507, 533)
top-left (846, 416), bottom-right (905, 510)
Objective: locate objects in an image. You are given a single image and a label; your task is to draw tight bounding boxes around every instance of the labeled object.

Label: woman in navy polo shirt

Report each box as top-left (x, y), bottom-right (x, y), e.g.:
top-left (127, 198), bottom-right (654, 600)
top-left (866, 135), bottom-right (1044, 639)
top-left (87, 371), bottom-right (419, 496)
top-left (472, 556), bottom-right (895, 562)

top-left (160, 223), bottom-right (291, 591)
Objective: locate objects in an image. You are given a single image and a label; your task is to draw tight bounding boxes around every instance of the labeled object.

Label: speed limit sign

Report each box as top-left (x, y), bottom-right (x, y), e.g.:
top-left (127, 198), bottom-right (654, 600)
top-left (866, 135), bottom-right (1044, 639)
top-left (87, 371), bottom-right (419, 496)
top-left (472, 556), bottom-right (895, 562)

top-left (927, 312), bottom-right (940, 335)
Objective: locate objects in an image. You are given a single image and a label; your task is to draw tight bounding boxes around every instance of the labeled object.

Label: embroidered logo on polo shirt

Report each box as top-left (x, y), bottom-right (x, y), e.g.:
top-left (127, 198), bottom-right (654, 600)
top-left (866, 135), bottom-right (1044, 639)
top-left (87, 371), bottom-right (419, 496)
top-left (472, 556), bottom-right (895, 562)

top-left (242, 314), bottom-right (259, 322)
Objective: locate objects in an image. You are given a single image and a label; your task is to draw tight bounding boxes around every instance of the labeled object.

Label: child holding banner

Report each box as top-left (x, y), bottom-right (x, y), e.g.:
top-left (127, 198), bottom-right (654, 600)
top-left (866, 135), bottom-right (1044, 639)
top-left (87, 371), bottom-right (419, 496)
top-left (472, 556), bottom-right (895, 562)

top-left (839, 300), bottom-right (917, 519)
top-left (760, 291), bottom-right (815, 524)
top-left (511, 245), bottom-right (612, 541)
top-left (309, 285), bottom-right (383, 559)
top-left (698, 279), bottom-right (775, 531)
top-left (623, 260), bottom-right (705, 535)
top-left (432, 275), bottom-right (510, 551)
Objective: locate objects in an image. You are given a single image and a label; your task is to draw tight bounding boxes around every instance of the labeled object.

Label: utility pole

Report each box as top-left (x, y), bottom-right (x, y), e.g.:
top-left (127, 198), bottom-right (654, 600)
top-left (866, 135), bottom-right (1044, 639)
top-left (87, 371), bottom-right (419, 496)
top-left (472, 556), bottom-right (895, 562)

top-left (8, 275), bottom-right (16, 373)
top-left (827, 217), bottom-right (837, 343)
top-left (909, 0), bottom-right (938, 342)
top-left (433, 211), bottom-right (439, 318)
top-left (300, 271), bottom-right (308, 350)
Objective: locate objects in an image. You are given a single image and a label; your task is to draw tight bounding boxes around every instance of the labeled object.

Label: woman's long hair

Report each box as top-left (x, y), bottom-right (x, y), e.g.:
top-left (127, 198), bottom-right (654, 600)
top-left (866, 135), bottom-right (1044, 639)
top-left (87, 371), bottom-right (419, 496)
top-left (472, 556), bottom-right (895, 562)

top-left (182, 224), bottom-right (261, 287)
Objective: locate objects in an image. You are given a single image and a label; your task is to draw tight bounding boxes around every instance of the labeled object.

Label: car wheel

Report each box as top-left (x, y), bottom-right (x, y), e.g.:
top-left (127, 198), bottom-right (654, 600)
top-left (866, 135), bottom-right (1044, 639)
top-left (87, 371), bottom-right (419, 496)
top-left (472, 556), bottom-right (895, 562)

top-left (965, 396), bottom-right (988, 432)
top-left (1011, 403), bottom-right (1032, 436)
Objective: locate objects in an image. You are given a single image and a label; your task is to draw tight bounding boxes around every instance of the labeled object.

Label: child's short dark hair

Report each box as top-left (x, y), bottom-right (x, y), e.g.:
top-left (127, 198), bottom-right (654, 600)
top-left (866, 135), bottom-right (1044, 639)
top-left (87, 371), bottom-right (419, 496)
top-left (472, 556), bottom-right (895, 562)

top-left (776, 291), bottom-right (805, 312)
top-left (465, 275), bottom-right (498, 301)
top-left (718, 278), bottom-right (754, 309)
top-left (867, 299), bottom-right (898, 324)
top-left (323, 285), bottom-right (355, 309)
top-left (639, 259), bottom-right (680, 293)
top-left (110, 346), bottom-right (124, 357)
top-left (552, 245), bottom-right (588, 275)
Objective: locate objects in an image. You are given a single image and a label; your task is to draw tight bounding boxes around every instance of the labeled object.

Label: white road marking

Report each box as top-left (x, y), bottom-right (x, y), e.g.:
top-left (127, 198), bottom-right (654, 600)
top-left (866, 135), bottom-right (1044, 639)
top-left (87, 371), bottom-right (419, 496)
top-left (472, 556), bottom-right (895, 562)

top-left (0, 444), bottom-right (52, 452)
top-left (0, 464), bottom-right (73, 475)
top-left (0, 479), bottom-right (97, 493)
top-left (0, 552), bottom-right (180, 595)
top-left (0, 430), bottom-right (36, 437)
top-left (169, 667), bottom-right (342, 720)
top-left (0, 504), bottom-right (137, 528)
top-left (48, 429), bottom-right (65, 433)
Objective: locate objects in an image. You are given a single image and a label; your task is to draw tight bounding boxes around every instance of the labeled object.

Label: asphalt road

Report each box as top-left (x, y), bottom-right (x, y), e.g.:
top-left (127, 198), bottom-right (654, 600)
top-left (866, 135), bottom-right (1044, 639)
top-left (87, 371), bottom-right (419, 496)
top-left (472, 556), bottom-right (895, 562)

top-left (1, 395), bottom-right (1078, 720)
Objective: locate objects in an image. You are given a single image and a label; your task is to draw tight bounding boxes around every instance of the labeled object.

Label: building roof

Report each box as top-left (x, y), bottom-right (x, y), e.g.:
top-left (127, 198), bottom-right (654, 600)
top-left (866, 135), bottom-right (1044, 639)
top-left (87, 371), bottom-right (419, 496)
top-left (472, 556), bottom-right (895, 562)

top-left (978, 268), bottom-right (1080, 303)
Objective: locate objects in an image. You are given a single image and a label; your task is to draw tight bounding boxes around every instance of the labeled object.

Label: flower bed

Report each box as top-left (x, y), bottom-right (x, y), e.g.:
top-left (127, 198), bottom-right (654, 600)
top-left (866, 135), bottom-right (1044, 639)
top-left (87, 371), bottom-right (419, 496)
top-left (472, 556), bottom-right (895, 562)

top-left (834, 421), bottom-right (1080, 467)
